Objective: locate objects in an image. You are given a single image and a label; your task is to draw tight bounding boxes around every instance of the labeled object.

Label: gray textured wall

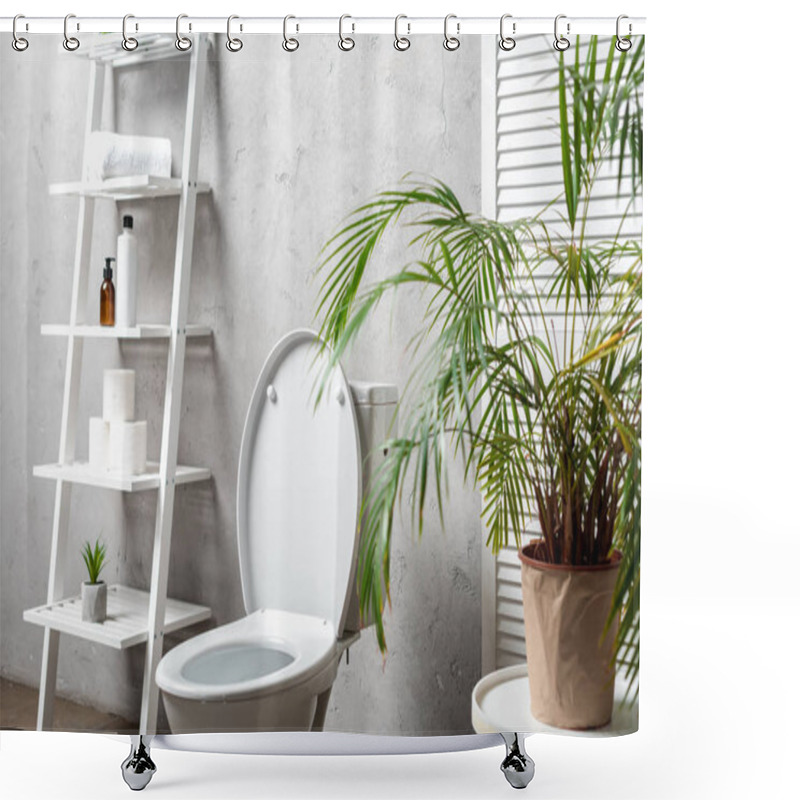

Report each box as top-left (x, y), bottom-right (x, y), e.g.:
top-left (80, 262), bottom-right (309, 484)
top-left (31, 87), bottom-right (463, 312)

top-left (0, 33), bottom-right (483, 735)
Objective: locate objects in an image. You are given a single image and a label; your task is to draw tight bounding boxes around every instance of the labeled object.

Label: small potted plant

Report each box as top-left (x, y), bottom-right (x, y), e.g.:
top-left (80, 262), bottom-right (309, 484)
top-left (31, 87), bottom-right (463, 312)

top-left (81, 538), bottom-right (107, 623)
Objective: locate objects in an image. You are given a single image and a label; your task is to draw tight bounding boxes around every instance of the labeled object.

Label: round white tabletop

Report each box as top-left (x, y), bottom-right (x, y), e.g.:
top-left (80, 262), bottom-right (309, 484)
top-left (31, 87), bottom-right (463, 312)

top-left (471, 663), bottom-right (638, 737)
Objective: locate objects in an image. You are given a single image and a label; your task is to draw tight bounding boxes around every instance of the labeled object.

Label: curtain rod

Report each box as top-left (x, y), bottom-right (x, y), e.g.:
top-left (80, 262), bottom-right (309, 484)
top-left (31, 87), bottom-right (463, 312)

top-left (0, 16), bottom-right (646, 37)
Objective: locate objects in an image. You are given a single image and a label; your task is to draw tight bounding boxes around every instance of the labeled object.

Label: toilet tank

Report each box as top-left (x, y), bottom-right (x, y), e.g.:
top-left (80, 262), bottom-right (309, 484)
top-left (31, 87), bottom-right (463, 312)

top-left (343, 380), bottom-right (398, 633)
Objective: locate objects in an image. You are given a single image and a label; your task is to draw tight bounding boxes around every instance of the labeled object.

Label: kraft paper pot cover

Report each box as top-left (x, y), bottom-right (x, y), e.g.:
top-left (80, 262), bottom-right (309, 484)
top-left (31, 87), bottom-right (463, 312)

top-left (519, 541), bottom-right (621, 730)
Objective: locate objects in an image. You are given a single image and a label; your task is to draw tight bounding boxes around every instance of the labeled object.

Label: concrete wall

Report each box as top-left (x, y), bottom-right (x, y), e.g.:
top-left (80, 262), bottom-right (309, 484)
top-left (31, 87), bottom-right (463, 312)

top-left (0, 33), bottom-right (483, 735)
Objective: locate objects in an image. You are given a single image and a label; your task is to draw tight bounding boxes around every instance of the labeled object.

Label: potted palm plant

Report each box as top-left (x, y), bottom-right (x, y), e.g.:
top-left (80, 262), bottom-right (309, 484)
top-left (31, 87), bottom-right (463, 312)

top-left (315, 36), bottom-right (642, 729)
top-left (81, 538), bottom-right (108, 623)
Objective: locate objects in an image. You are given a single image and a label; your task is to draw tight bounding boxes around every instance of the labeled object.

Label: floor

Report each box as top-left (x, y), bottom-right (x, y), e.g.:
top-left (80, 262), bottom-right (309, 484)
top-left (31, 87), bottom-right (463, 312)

top-left (0, 677), bottom-right (136, 732)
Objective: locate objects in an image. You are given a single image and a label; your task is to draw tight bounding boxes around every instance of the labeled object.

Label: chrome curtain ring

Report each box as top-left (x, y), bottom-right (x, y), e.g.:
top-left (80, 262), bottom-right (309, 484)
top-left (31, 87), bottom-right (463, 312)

top-left (122, 14), bottom-right (139, 51)
top-left (616, 15), bottom-right (632, 52)
top-left (553, 14), bottom-right (570, 51)
top-left (63, 14), bottom-right (80, 51)
top-left (499, 13), bottom-right (516, 51)
top-left (338, 14), bottom-right (355, 51)
top-left (282, 15), bottom-right (299, 52)
top-left (394, 14), bottom-right (410, 51)
top-left (226, 14), bottom-right (243, 52)
top-left (443, 14), bottom-right (460, 51)
top-left (175, 13), bottom-right (192, 51)
top-left (12, 14), bottom-right (29, 51)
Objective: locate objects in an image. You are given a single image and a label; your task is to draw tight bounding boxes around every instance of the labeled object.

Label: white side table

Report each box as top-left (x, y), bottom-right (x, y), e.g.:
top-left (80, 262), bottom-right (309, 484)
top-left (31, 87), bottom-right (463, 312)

top-left (472, 663), bottom-right (638, 789)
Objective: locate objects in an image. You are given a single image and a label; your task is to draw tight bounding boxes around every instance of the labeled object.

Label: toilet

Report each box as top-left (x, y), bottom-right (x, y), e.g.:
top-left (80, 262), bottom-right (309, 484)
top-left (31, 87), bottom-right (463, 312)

top-left (155, 329), bottom-right (397, 733)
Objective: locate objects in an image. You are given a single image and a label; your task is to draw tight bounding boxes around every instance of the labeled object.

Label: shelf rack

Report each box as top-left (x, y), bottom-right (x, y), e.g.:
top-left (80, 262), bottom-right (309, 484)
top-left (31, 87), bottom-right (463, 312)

top-left (41, 323), bottom-right (212, 339)
top-left (49, 174), bottom-right (211, 201)
top-left (25, 585), bottom-right (210, 650)
top-left (32, 462), bottom-right (211, 492)
top-left (26, 34), bottom-right (212, 737)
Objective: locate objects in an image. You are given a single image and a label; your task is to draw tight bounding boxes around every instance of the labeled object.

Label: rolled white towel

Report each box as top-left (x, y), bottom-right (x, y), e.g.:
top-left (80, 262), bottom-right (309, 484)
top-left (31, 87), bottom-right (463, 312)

top-left (85, 131), bottom-right (172, 182)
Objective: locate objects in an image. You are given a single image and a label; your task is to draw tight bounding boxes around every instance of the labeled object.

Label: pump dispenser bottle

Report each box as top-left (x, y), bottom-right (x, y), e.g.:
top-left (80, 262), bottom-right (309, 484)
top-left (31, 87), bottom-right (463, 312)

top-left (100, 257), bottom-right (116, 326)
top-left (116, 215), bottom-right (138, 329)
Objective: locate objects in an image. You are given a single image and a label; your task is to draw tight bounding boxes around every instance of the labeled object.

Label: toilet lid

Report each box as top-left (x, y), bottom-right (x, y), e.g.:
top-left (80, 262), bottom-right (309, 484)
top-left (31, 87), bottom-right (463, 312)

top-left (237, 329), bottom-right (362, 638)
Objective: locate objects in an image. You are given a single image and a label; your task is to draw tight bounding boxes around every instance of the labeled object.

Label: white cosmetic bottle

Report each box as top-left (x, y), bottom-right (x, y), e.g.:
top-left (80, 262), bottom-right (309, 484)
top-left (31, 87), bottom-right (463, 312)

top-left (116, 214), bottom-right (138, 329)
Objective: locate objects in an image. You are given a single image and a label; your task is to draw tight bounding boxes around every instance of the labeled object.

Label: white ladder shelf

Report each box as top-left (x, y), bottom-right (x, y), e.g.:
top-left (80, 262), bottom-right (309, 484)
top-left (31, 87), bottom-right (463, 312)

top-left (25, 34), bottom-right (212, 736)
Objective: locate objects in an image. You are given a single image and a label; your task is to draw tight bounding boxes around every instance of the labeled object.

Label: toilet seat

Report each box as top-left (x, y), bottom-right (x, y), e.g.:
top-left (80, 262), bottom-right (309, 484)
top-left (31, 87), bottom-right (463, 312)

top-left (236, 328), bottom-right (362, 638)
top-left (156, 608), bottom-right (336, 702)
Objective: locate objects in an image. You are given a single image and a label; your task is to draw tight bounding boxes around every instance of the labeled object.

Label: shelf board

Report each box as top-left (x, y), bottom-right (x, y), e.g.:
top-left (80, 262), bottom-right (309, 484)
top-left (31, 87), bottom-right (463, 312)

top-left (49, 175), bottom-right (211, 201)
top-left (41, 323), bottom-right (212, 340)
top-left (33, 461), bottom-right (211, 492)
top-left (24, 584), bottom-right (210, 650)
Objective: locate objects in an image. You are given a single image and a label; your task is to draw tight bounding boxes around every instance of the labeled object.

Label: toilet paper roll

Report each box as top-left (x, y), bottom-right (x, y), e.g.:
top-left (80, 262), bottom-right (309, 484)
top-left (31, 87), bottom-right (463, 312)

top-left (103, 369), bottom-right (135, 423)
top-left (88, 417), bottom-right (110, 473)
top-left (108, 420), bottom-right (147, 475)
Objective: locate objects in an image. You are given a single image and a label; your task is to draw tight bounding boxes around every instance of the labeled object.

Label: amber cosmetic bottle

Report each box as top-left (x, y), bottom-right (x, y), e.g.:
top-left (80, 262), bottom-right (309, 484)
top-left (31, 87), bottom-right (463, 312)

top-left (100, 257), bottom-right (116, 326)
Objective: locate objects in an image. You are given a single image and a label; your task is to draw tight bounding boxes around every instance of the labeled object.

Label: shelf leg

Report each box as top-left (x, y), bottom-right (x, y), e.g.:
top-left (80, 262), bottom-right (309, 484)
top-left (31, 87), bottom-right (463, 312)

top-left (36, 56), bottom-right (105, 732)
top-left (311, 686), bottom-right (333, 731)
top-left (138, 36), bottom-right (208, 737)
top-left (35, 628), bottom-right (60, 729)
top-left (499, 732), bottom-right (535, 790)
top-left (121, 735), bottom-right (156, 791)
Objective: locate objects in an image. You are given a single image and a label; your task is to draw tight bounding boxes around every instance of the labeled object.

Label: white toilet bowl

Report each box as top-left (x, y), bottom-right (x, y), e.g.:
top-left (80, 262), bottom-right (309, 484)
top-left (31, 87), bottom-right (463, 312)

top-left (156, 609), bottom-right (343, 733)
top-left (155, 329), bottom-right (396, 734)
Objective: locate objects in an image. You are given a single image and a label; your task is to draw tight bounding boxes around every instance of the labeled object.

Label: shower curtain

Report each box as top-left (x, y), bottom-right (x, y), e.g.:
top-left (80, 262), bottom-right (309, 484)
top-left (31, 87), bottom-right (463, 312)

top-left (0, 24), bottom-right (643, 744)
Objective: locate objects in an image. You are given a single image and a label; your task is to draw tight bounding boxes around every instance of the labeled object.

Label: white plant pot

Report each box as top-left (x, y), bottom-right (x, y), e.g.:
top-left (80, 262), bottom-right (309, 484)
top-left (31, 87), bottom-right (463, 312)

top-left (81, 581), bottom-right (107, 623)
